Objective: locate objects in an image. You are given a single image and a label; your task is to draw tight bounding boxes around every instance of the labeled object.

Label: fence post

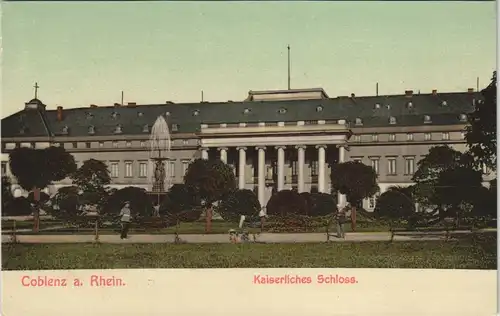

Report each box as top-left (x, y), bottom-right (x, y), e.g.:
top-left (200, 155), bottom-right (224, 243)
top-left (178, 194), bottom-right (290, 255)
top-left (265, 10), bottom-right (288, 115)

top-left (11, 220), bottom-right (17, 243)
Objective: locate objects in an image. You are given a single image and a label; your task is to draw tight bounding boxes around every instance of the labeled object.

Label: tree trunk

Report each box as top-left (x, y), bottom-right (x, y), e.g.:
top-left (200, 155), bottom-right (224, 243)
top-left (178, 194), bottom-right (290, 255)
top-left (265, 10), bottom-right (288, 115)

top-left (351, 205), bottom-right (357, 232)
top-left (205, 206), bottom-right (213, 233)
top-left (32, 187), bottom-right (40, 233)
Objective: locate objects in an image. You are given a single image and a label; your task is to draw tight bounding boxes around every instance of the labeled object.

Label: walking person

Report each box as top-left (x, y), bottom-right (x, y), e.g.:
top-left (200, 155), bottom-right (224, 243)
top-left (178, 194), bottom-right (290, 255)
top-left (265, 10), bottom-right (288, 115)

top-left (119, 201), bottom-right (132, 240)
top-left (335, 206), bottom-right (348, 239)
top-left (259, 209), bottom-right (267, 233)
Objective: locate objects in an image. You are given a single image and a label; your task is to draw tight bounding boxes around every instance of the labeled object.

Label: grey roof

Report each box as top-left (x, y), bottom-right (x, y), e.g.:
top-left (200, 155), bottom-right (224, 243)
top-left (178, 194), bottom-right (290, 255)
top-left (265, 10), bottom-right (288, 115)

top-left (1, 91), bottom-right (480, 138)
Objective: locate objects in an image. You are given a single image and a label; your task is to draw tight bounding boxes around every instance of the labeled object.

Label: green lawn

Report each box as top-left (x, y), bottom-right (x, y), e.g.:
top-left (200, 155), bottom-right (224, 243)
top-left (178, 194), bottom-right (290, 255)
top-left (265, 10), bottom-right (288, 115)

top-left (2, 233), bottom-right (496, 270)
top-left (1, 220), bottom-right (392, 234)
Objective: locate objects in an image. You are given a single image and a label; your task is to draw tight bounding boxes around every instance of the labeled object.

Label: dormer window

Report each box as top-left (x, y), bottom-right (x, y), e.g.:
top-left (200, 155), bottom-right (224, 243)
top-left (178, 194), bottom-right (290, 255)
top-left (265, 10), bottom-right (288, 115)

top-left (193, 110), bottom-right (200, 116)
top-left (243, 108), bottom-right (251, 115)
top-left (355, 118), bottom-right (363, 126)
top-left (424, 115), bottom-right (432, 124)
top-left (142, 124), bottom-right (149, 133)
top-left (111, 112), bottom-right (119, 119)
top-left (407, 102), bottom-right (413, 109)
top-left (88, 126), bottom-right (95, 135)
top-left (62, 126), bottom-right (69, 135)
top-left (86, 112), bottom-right (94, 120)
top-left (138, 112), bottom-right (144, 117)
top-left (389, 116), bottom-right (396, 124)
top-left (459, 114), bottom-right (467, 122)
top-left (278, 108), bottom-right (287, 114)
top-left (441, 101), bottom-right (448, 106)
top-left (114, 124), bottom-right (122, 134)
top-left (386, 104), bottom-right (391, 110)
top-left (165, 111), bottom-right (171, 116)
top-left (172, 124), bottom-right (179, 132)
top-left (19, 126), bottom-right (27, 135)
top-left (316, 105), bottom-right (323, 112)
top-left (374, 103), bottom-right (381, 109)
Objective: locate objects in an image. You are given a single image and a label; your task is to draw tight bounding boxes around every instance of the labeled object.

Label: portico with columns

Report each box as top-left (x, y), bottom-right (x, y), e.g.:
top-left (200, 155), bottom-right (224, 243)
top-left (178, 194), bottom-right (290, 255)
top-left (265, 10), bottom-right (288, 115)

top-left (198, 121), bottom-right (351, 212)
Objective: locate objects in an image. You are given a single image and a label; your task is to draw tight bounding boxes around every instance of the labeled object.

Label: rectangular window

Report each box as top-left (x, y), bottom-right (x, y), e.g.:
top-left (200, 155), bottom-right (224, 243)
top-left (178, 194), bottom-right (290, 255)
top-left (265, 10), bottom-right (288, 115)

top-left (404, 157), bottom-right (415, 175)
top-left (372, 134), bottom-right (378, 142)
top-left (182, 161), bottom-right (190, 176)
top-left (72, 142), bottom-right (78, 148)
top-left (266, 165), bottom-right (273, 180)
top-left (368, 196), bottom-right (376, 209)
top-left (406, 133), bottom-right (414, 141)
top-left (352, 157), bottom-right (363, 163)
top-left (85, 142), bottom-right (91, 148)
top-left (169, 161), bottom-right (175, 178)
top-left (354, 135), bottom-right (361, 142)
top-left (110, 161), bottom-right (119, 178)
top-left (389, 134), bottom-right (396, 142)
top-left (442, 132), bottom-right (450, 140)
top-left (99, 142), bottom-right (104, 148)
top-left (311, 161), bottom-right (318, 176)
top-left (1, 162), bottom-right (7, 175)
top-left (112, 141), bottom-right (118, 148)
top-left (172, 124), bottom-right (179, 132)
top-left (126, 141), bottom-right (132, 148)
top-left (461, 131), bottom-right (466, 140)
top-left (387, 157), bottom-right (397, 175)
top-left (370, 158), bottom-right (379, 174)
top-left (139, 161), bottom-right (148, 178)
top-left (424, 133), bottom-right (432, 141)
top-left (140, 141), bottom-right (146, 148)
top-left (125, 161), bottom-right (133, 178)
top-left (182, 139), bottom-right (189, 145)
top-left (291, 161), bottom-right (298, 176)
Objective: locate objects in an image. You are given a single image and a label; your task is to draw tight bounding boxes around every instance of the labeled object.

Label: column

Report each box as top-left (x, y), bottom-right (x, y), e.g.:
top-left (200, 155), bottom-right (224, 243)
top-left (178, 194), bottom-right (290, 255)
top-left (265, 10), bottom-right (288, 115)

top-left (201, 148), bottom-right (209, 160)
top-left (276, 146), bottom-right (285, 191)
top-left (316, 145), bottom-right (326, 193)
top-left (256, 146), bottom-right (266, 211)
top-left (219, 147), bottom-right (228, 163)
top-left (237, 147), bottom-right (246, 190)
top-left (337, 144), bottom-right (347, 206)
top-left (296, 145), bottom-right (306, 193)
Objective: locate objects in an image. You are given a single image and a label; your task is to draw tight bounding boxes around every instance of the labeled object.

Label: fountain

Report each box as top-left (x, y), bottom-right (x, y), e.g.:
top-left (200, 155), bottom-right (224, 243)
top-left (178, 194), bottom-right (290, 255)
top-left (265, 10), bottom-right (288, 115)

top-left (148, 115), bottom-right (173, 211)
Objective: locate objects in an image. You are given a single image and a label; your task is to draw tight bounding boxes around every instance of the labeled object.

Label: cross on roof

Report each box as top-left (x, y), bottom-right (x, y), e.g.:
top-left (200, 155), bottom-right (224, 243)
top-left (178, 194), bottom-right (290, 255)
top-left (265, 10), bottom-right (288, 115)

top-left (33, 82), bottom-right (40, 99)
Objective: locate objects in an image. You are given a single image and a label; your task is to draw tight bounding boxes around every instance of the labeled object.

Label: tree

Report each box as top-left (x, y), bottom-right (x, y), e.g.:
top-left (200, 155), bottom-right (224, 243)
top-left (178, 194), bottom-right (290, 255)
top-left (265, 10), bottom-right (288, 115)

top-left (71, 159), bottom-right (111, 207)
top-left (218, 189), bottom-right (261, 222)
top-left (435, 166), bottom-right (483, 226)
top-left (103, 186), bottom-right (154, 218)
top-left (9, 146), bottom-right (76, 231)
top-left (465, 71), bottom-right (497, 172)
top-left (330, 161), bottom-right (379, 231)
top-left (160, 183), bottom-right (201, 227)
top-left (184, 158), bottom-right (236, 233)
top-left (374, 187), bottom-right (415, 229)
top-left (266, 190), bottom-right (307, 216)
top-left (411, 145), bottom-right (472, 209)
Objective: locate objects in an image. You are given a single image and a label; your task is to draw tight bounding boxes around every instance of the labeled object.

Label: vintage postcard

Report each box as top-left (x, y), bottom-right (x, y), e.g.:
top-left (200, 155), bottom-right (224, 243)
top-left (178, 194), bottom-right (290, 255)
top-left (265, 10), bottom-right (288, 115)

top-left (1, 1), bottom-right (497, 315)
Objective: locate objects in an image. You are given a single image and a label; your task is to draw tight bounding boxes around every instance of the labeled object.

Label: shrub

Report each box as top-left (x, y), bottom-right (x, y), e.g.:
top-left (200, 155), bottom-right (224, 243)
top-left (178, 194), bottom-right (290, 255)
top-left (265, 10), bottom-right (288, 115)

top-left (218, 189), bottom-right (261, 222)
top-left (4, 197), bottom-right (33, 216)
top-left (266, 190), bottom-right (307, 216)
top-left (309, 193), bottom-right (337, 217)
top-left (374, 188), bottom-right (415, 227)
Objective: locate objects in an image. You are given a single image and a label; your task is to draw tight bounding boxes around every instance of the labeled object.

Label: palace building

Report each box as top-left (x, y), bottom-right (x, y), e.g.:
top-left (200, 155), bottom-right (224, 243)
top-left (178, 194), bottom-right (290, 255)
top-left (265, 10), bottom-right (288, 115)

top-left (1, 87), bottom-right (489, 211)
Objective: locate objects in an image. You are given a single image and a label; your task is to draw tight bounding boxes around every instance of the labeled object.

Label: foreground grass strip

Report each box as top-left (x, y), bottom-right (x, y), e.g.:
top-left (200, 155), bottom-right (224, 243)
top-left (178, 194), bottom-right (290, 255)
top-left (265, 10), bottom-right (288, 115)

top-left (2, 235), bottom-right (496, 270)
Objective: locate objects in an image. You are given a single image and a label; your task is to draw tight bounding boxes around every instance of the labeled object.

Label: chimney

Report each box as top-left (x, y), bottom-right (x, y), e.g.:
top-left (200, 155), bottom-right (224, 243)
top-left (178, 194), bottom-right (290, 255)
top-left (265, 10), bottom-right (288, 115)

top-left (432, 89), bottom-right (437, 95)
top-left (405, 90), bottom-right (413, 97)
top-left (127, 102), bottom-right (137, 106)
top-left (350, 93), bottom-right (355, 98)
top-left (467, 88), bottom-right (474, 93)
top-left (90, 104), bottom-right (98, 108)
top-left (57, 106), bottom-right (63, 121)
top-left (113, 103), bottom-right (121, 107)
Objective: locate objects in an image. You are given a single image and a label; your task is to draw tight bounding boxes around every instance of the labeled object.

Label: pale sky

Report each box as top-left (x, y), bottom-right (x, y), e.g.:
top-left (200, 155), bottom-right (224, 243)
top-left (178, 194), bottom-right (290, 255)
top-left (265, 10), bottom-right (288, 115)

top-left (1, 1), bottom-right (496, 117)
